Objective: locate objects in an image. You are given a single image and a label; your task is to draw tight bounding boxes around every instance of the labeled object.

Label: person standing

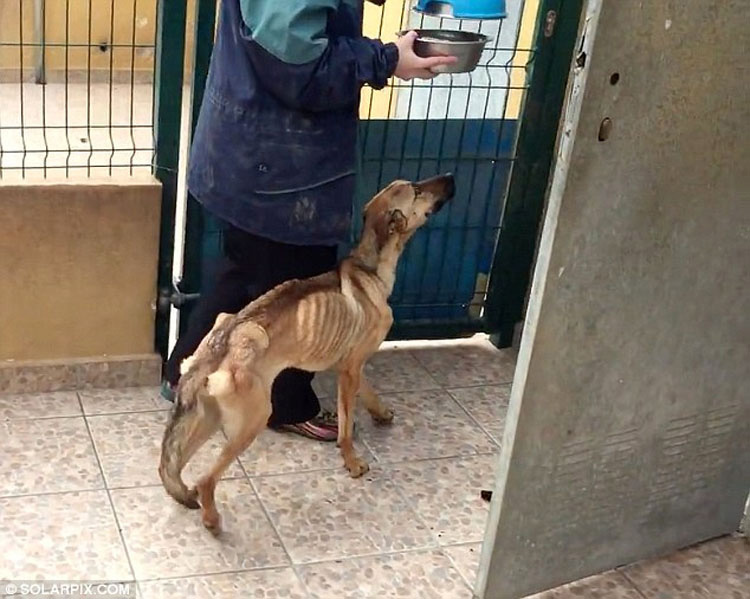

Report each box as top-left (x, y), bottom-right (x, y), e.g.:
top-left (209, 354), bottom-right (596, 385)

top-left (163, 0), bottom-right (454, 441)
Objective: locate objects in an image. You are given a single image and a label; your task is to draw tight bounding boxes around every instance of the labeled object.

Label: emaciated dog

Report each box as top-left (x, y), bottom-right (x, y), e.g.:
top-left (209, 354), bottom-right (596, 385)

top-left (159, 174), bottom-right (455, 533)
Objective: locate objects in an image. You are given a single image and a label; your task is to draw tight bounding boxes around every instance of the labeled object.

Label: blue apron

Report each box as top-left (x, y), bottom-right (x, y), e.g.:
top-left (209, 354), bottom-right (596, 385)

top-left (187, 0), bottom-right (398, 246)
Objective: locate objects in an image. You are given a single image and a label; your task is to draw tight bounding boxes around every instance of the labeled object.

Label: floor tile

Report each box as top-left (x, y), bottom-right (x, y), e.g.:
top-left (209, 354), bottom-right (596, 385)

top-left (441, 544), bottom-right (645, 599)
top-left (310, 347), bottom-right (440, 400)
top-left (299, 550), bottom-right (471, 599)
top-left (410, 339), bottom-right (516, 387)
top-left (359, 389), bottom-right (496, 463)
top-left (392, 455), bottom-right (496, 545)
top-left (0, 417), bottom-right (103, 496)
top-left (621, 536), bottom-right (750, 599)
top-left (139, 568), bottom-right (308, 599)
top-left (239, 428), bottom-right (373, 477)
top-left (79, 387), bottom-right (169, 415)
top-left (111, 481), bottom-right (288, 580)
top-left (529, 571), bottom-right (643, 598)
top-left (689, 536), bottom-right (750, 575)
top-left (448, 384), bottom-right (510, 443)
top-left (0, 391), bottom-right (81, 420)
top-left (442, 543), bottom-right (482, 589)
top-left (363, 347), bottom-right (441, 394)
top-left (253, 467), bottom-right (434, 564)
top-left (87, 411), bottom-right (243, 488)
top-left (0, 490), bottom-right (131, 579)
top-left (311, 371), bottom-right (337, 399)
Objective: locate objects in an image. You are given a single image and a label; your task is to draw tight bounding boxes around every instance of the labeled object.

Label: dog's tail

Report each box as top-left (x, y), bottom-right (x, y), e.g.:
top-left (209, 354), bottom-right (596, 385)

top-left (158, 317), bottom-right (270, 507)
top-left (158, 318), bottom-right (235, 508)
top-left (158, 399), bottom-right (202, 508)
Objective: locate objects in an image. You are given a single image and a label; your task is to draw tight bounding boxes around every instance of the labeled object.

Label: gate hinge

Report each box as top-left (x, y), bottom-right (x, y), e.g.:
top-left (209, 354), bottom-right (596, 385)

top-left (157, 281), bottom-right (200, 314)
top-left (544, 9), bottom-right (557, 38)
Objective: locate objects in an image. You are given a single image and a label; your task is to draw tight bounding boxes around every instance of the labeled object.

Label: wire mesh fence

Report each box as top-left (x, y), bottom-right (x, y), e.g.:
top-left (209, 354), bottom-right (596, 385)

top-left (354, 0), bottom-right (538, 325)
top-left (0, 0), bottom-right (159, 179)
top-left (188, 0), bottom-right (540, 335)
top-left (1, 0), bottom-right (540, 336)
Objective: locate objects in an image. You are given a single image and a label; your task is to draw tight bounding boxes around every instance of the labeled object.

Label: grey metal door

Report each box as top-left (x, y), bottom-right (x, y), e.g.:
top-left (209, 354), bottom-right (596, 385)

top-left (477, 1), bottom-right (750, 596)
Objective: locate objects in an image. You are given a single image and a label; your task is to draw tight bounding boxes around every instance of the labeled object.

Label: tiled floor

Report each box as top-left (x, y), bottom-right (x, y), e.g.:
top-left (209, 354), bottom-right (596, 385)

top-left (0, 337), bottom-right (747, 598)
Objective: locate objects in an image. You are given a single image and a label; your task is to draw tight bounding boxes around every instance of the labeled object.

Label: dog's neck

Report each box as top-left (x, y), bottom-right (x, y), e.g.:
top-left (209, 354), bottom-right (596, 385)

top-left (350, 228), bottom-right (406, 296)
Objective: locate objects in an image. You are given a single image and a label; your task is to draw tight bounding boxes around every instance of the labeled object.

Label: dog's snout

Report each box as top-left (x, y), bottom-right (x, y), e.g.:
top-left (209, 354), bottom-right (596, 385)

top-left (444, 173), bottom-right (456, 199)
top-left (417, 173), bottom-right (456, 201)
top-left (432, 174), bottom-right (454, 214)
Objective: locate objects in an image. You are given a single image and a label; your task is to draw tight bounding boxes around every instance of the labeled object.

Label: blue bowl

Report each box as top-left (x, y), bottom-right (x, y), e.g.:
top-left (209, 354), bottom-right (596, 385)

top-left (414, 0), bottom-right (507, 19)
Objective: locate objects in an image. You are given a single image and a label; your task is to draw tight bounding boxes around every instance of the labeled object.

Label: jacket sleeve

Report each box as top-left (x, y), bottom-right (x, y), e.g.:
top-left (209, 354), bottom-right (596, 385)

top-left (239, 0), bottom-right (399, 112)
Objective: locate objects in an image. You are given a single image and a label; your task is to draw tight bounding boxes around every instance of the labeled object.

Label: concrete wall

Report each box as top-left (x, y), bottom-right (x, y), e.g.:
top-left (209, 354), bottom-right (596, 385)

top-left (0, 0), bottom-right (161, 78)
top-left (0, 0), bottom-right (200, 82)
top-left (0, 178), bottom-right (161, 361)
top-left (478, 0), bottom-right (750, 597)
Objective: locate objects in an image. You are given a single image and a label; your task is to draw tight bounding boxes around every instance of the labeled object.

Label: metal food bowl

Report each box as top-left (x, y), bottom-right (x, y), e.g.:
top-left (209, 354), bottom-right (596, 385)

top-left (399, 29), bottom-right (491, 74)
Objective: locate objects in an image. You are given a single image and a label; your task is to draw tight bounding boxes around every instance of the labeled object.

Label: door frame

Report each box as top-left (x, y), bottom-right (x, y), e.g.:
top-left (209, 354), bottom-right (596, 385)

top-left (153, 0), bottom-right (584, 357)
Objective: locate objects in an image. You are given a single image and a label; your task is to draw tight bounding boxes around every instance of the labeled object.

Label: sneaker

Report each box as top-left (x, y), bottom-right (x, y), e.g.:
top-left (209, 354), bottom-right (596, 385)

top-left (160, 380), bottom-right (176, 403)
top-left (277, 411), bottom-right (341, 442)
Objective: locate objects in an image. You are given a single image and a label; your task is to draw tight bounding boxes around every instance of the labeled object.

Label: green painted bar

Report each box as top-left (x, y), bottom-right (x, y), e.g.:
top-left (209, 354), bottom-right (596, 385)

top-left (484, 0), bottom-right (584, 347)
top-left (178, 0), bottom-right (219, 336)
top-left (153, 0), bottom-right (188, 358)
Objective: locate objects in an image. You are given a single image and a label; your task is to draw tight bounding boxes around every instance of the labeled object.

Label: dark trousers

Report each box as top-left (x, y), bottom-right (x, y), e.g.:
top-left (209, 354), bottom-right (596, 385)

top-left (164, 221), bottom-right (338, 427)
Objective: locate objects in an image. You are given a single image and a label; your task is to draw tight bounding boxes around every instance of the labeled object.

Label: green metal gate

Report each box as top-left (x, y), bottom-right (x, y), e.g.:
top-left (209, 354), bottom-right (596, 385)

top-left (153, 0), bottom-right (583, 357)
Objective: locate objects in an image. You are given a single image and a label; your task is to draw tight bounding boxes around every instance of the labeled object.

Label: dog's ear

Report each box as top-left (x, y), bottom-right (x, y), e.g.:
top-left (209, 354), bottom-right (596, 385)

top-left (388, 209), bottom-right (408, 234)
top-left (373, 208), bottom-right (408, 248)
top-left (373, 209), bottom-right (390, 248)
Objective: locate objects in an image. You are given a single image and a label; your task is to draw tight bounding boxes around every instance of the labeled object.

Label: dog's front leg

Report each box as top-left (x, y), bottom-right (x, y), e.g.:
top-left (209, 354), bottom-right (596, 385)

top-left (337, 366), bottom-right (369, 477)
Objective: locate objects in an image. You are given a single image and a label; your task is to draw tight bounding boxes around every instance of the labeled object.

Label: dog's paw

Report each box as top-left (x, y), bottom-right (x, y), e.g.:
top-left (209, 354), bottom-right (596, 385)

top-left (201, 511), bottom-right (222, 536)
top-left (182, 487), bottom-right (201, 510)
top-left (370, 406), bottom-right (394, 425)
top-left (346, 457), bottom-right (370, 478)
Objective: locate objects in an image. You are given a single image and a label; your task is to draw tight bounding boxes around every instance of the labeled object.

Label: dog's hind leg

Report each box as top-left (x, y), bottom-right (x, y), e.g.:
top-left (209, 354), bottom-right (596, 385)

top-left (337, 365), bottom-right (369, 477)
top-left (159, 397), bottom-right (220, 509)
top-left (359, 374), bottom-right (394, 425)
top-left (195, 380), bottom-right (271, 534)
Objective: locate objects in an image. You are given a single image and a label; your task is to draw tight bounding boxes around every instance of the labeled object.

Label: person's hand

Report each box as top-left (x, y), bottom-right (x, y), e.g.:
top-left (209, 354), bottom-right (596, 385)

top-left (393, 31), bottom-right (457, 80)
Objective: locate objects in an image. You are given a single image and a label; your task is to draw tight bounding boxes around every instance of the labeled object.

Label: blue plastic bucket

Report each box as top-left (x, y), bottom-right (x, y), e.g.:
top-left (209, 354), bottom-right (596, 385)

top-left (414, 0), bottom-right (507, 19)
